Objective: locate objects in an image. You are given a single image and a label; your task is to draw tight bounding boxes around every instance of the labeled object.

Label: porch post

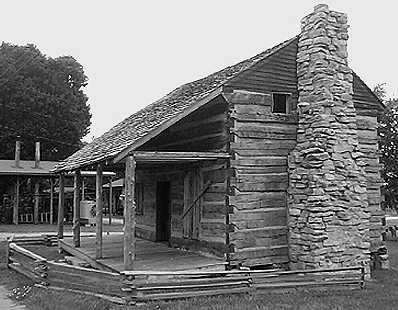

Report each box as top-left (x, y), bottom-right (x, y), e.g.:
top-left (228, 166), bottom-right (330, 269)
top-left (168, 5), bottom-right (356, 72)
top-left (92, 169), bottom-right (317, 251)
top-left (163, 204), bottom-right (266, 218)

top-left (96, 164), bottom-right (103, 259)
top-left (81, 178), bottom-right (85, 200)
top-left (57, 173), bottom-right (65, 239)
top-left (124, 155), bottom-right (136, 270)
top-left (73, 170), bottom-right (81, 247)
top-left (13, 176), bottom-right (20, 225)
top-left (34, 180), bottom-right (40, 224)
top-left (49, 178), bottom-right (54, 225)
top-left (108, 177), bottom-right (113, 225)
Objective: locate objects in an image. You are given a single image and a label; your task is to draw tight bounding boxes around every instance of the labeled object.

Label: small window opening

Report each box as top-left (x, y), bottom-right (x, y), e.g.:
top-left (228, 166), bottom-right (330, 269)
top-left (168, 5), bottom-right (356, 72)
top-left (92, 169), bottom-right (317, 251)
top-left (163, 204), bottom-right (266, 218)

top-left (272, 93), bottom-right (289, 114)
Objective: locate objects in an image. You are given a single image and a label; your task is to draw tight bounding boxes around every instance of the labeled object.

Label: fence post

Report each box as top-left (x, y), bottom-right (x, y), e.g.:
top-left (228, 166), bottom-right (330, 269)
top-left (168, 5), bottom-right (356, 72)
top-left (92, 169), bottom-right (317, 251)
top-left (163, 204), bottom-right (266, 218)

top-left (360, 263), bottom-right (365, 289)
top-left (5, 238), bottom-right (10, 267)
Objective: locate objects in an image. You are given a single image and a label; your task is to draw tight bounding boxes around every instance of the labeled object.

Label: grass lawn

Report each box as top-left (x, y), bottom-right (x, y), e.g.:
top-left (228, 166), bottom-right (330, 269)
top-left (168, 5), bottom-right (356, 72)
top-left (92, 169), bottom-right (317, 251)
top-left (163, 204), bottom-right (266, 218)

top-left (2, 241), bottom-right (398, 310)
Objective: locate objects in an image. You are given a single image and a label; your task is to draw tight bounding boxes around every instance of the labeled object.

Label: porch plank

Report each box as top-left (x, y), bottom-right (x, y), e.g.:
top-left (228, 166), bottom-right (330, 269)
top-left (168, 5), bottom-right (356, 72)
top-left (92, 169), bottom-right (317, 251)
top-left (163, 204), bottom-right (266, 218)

top-left (61, 234), bottom-right (225, 272)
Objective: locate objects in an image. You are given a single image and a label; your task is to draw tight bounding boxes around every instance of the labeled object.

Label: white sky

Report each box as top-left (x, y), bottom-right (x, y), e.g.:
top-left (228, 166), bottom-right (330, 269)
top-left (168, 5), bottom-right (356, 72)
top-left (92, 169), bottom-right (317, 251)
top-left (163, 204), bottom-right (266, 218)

top-left (2, 0), bottom-right (397, 141)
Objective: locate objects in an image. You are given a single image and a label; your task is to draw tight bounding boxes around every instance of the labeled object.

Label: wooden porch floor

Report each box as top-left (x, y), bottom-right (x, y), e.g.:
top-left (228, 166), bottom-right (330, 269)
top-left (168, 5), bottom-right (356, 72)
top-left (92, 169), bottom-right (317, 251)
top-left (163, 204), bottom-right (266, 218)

top-left (62, 233), bottom-right (226, 272)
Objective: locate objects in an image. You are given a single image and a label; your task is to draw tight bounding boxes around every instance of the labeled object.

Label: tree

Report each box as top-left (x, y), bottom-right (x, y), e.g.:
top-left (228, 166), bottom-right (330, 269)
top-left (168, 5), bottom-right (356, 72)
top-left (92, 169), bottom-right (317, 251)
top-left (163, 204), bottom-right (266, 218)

top-left (0, 42), bottom-right (91, 161)
top-left (374, 83), bottom-right (398, 210)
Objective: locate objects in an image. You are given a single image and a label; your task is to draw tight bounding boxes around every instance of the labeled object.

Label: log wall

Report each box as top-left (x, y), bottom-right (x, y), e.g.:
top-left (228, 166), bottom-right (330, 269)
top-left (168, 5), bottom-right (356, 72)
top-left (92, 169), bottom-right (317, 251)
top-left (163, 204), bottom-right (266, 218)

top-left (354, 76), bottom-right (385, 253)
top-left (356, 115), bottom-right (385, 252)
top-left (140, 95), bottom-right (228, 152)
top-left (224, 90), bottom-right (298, 267)
top-left (222, 38), bottom-right (299, 267)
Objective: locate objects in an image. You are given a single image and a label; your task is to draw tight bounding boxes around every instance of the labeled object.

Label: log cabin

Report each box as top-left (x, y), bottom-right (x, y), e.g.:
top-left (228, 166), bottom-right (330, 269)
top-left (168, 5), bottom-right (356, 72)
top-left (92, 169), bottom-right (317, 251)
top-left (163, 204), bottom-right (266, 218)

top-left (54, 4), bottom-right (386, 273)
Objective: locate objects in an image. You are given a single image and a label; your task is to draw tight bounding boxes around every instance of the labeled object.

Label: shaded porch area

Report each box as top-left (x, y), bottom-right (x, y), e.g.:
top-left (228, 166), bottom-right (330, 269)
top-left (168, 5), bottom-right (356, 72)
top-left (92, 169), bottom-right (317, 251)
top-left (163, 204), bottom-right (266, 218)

top-left (59, 233), bottom-right (226, 272)
top-left (57, 151), bottom-right (230, 271)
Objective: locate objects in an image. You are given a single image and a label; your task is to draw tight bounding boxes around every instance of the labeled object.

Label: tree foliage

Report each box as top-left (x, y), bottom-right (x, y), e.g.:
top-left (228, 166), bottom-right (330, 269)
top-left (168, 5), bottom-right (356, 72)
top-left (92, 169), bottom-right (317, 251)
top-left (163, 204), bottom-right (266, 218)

top-left (0, 42), bottom-right (91, 161)
top-left (375, 83), bottom-right (398, 210)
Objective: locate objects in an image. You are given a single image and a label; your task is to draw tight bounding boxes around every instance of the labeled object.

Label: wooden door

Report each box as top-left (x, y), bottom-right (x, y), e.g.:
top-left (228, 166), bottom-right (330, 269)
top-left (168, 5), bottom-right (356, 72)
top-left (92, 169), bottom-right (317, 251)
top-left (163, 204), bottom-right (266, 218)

top-left (183, 169), bottom-right (202, 240)
top-left (156, 181), bottom-right (171, 242)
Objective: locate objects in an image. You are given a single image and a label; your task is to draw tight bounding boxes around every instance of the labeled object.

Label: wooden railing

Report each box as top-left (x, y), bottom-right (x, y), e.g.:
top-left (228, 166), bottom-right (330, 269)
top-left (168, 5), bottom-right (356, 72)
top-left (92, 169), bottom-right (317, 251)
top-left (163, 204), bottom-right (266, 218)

top-left (121, 266), bottom-right (366, 301)
top-left (6, 237), bottom-right (126, 304)
top-left (6, 237), bottom-right (366, 304)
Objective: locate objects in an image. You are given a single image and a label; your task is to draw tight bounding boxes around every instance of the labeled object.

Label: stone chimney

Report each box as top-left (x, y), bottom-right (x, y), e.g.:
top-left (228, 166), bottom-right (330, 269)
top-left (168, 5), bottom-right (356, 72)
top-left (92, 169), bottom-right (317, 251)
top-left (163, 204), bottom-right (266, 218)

top-left (288, 4), bottom-right (370, 271)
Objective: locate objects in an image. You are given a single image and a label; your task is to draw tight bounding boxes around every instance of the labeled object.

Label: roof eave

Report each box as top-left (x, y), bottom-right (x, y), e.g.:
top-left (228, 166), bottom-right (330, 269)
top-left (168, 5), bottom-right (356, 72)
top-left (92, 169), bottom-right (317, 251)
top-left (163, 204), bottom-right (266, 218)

top-left (112, 86), bottom-right (224, 164)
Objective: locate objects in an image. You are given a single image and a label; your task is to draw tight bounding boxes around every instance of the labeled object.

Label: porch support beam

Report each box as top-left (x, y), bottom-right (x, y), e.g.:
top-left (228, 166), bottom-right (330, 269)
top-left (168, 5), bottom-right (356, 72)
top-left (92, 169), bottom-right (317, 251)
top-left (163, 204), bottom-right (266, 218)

top-left (108, 177), bottom-right (113, 225)
top-left (128, 151), bottom-right (230, 163)
top-left (96, 164), bottom-right (103, 259)
top-left (34, 180), bottom-right (39, 224)
top-left (124, 155), bottom-right (136, 270)
top-left (13, 176), bottom-right (20, 225)
top-left (49, 178), bottom-right (54, 225)
top-left (81, 178), bottom-right (85, 200)
top-left (73, 170), bottom-right (81, 247)
top-left (57, 173), bottom-right (65, 239)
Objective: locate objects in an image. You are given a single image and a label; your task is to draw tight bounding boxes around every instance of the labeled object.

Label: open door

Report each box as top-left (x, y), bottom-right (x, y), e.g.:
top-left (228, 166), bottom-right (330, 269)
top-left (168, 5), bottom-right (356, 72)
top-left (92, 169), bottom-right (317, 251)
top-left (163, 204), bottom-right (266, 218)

top-left (156, 181), bottom-right (171, 242)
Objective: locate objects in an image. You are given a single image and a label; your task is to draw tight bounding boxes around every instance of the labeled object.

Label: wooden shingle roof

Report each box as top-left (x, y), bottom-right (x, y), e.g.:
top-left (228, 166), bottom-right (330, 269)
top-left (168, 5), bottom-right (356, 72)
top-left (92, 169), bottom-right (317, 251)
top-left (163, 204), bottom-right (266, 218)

top-left (54, 35), bottom-right (383, 173)
top-left (54, 37), bottom-right (297, 172)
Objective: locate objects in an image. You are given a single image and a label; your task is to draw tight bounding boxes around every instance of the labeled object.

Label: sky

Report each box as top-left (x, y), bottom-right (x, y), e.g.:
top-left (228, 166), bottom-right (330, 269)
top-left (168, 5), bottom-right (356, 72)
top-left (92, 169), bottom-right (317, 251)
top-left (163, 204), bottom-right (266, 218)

top-left (2, 0), bottom-right (397, 141)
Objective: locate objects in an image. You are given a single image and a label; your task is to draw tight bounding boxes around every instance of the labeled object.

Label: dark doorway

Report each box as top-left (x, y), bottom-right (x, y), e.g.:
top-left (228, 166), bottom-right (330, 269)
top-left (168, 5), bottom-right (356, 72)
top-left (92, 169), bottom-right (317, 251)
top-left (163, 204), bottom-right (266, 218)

top-left (156, 181), bottom-right (171, 242)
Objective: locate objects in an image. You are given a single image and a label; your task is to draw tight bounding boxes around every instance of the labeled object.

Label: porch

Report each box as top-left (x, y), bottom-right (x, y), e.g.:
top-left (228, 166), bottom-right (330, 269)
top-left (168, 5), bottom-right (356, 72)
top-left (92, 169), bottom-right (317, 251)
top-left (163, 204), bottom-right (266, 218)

top-left (59, 233), bottom-right (226, 272)
top-left (55, 151), bottom-right (231, 271)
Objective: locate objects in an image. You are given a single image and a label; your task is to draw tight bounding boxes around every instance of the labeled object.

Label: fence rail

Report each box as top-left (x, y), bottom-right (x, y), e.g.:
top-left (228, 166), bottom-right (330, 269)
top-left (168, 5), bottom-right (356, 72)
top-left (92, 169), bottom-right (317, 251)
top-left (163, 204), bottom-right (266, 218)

top-left (6, 237), bottom-right (366, 304)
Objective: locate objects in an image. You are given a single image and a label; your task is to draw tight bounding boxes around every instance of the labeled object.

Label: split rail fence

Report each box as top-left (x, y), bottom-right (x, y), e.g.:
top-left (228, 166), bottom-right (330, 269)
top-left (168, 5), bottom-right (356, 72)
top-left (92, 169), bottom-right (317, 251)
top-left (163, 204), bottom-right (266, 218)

top-left (6, 236), bottom-right (366, 304)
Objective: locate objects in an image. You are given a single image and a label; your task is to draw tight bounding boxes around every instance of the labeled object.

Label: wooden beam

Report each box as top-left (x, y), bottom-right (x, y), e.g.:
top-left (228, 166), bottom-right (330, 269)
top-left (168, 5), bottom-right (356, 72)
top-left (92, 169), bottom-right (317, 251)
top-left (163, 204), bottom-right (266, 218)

top-left (57, 174), bottom-right (65, 239)
top-left (81, 178), bottom-right (85, 200)
top-left (124, 155), bottom-right (136, 270)
top-left (13, 176), bottom-right (20, 225)
top-left (14, 140), bottom-right (21, 168)
top-left (49, 178), bottom-right (54, 225)
top-left (108, 177), bottom-right (113, 225)
top-left (9, 242), bottom-right (47, 261)
top-left (96, 164), bottom-right (103, 259)
top-left (183, 172), bottom-right (191, 238)
top-left (73, 170), bottom-right (81, 247)
top-left (193, 169), bottom-right (203, 239)
top-left (122, 265), bottom-right (362, 277)
top-left (34, 180), bottom-right (39, 224)
top-left (58, 239), bottom-right (117, 273)
top-left (130, 151), bottom-right (230, 162)
top-left (35, 141), bottom-right (41, 168)
top-left (113, 87), bottom-right (223, 164)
